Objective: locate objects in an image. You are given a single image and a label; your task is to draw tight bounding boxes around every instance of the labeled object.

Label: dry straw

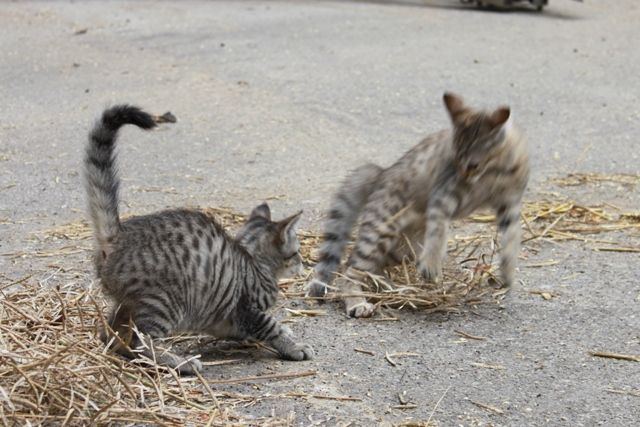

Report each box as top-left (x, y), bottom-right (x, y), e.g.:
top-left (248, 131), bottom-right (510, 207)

top-left (0, 281), bottom-right (247, 426)
top-left (2, 180), bottom-right (638, 424)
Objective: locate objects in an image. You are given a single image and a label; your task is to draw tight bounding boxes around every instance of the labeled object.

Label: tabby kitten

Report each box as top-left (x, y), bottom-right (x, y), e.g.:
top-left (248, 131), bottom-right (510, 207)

top-left (305, 92), bottom-right (529, 318)
top-left (84, 105), bottom-right (313, 374)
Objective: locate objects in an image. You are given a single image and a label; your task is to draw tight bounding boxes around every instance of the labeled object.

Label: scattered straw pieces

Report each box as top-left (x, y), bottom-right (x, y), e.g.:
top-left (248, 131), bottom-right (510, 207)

top-left (469, 400), bottom-right (504, 415)
top-left (470, 362), bottom-right (505, 370)
top-left (620, 212), bottom-right (640, 222)
top-left (0, 281), bottom-right (241, 426)
top-left (384, 351), bottom-right (420, 366)
top-left (284, 308), bottom-right (326, 317)
top-left (605, 388), bottom-right (640, 397)
top-left (454, 330), bottom-right (487, 341)
top-left (132, 186), bottom-right (179, 195)
top-left (551, 173), bottom-right (640, 187)
top-left (200, 359), bottom-right (242, 367)
top-left (285, 392), bottom-right (362, 402)
top-left (385, 351), bottom-right (398, 367)
top-left (426, 385), bottom-right (451, 425)
top-left (594, 246), bottom-right (640, 253)
top-left (391, 404), bottom-right (418, 410)
top-left (589, 351), bottom-right (640, 362)
top-left (208, 370), bottom-right (317, 385)
top-left (528, 290), bottom-right (557, 301)
top-left (524, 260), bottom-right (560, 268)
top-left (354, 348), bottom-right (376, 356)
top-left (398, 390), bottom-right (410, 405)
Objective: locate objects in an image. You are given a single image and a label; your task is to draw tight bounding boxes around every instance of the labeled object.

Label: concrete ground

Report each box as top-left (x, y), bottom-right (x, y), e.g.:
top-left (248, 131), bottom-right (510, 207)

top-left (1, 0), bottom-right (639, 425)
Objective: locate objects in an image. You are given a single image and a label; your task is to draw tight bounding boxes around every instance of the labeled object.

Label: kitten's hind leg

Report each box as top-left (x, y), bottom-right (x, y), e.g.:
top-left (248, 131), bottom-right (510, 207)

top-left (341, 208), bottom-right (414, 318)
top-left (103, 304), bottom-right (201, 375)
top-left (236, 304), bottom-right (314, 361)
top-left (305, 163), bottom-right (383, 299)
top-left (134, 327), bottom-right (203, 375)
top-left (342, 242), bottom-right (387, 318)
top-left (100, 305), bottom-right (136, 358)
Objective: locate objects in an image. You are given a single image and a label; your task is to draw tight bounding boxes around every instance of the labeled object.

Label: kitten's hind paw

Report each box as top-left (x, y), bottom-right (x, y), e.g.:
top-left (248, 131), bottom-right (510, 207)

top-left (280, 343), bottom-right (314, 361)
top-left (347, 301), bottom-right (376, 318)
top-left (304, 279), bottom-right (328, 298)
top-left (174, 357), bottom-right (203, 376)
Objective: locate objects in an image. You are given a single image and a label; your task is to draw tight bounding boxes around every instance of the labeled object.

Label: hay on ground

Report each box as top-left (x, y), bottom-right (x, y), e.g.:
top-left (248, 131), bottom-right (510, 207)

top-left (0, 279), bottom-right (298, 426)
top-left (1, 176), bottom-right (638, 425)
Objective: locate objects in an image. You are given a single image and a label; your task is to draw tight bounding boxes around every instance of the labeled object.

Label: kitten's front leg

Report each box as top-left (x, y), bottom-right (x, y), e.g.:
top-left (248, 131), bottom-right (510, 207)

top-left (237, 304), bottom-right (314, 361)
top-left (418, 196), bottom-right (455, 283)
top-left (497, 202), bottom-right (522, 287)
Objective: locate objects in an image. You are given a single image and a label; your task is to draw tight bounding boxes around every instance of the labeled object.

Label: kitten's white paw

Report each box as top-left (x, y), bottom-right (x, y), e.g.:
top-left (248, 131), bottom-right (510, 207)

top-left (347, 301), bottom-right (376, 318)
top-left (281, 343), bottom-right (314, 361)
top-left (418, 260), bottom-right (442, 284)
top-left (304, 279), bottom-right (328, 298)
top-left (175, 357), bottom-right (202, 375)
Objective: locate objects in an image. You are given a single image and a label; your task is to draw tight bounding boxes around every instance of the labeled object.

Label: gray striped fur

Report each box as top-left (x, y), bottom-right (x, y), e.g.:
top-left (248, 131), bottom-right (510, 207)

top-left (305, 163), bottom-right (382, 297)
top-left (84, 105), bottom-right (312, 374)
top-left (306, 93), bottom-right (529, 318)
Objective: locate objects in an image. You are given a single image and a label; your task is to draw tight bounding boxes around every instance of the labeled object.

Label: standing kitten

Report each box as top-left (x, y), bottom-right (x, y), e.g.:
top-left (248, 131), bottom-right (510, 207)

top-left (306, 92), bottom-right (529, 318)
top-left (84, 105), bottom-right (313, 374)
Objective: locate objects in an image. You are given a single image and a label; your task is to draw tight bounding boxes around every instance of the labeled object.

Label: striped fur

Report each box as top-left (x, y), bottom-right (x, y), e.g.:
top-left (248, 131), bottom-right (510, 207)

top-left (305, 92), bottom-right (529, 318)
top-left (84, 105), bottom-right (312, 374)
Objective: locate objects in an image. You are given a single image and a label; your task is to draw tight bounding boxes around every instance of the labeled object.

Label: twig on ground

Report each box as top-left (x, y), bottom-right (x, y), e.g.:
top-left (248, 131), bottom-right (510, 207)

top-left (589, 351), bottom-right (640, 362)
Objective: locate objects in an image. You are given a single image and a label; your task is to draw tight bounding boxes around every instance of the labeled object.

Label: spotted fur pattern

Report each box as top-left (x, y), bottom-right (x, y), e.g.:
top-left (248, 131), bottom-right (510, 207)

top-left (305, 93), bottom-right (529, 318)
top-left (84, 105), bottom-right (312, 374)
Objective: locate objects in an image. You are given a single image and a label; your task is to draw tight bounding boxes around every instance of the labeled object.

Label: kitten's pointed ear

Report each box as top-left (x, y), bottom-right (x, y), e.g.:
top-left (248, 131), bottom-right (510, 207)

top-left (489, 107), bottom-right (510, 129)
top-left (249, 202), bottom-right (271, 221)
top-left (277, 210), bottom-right (303, 242)
top-left (443, 92), bottom-right (466, 123)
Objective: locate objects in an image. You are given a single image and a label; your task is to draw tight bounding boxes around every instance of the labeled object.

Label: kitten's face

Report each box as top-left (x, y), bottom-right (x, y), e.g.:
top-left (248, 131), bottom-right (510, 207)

top-left (443, 92), bottom-right (510, 183)
top-left (236, 203), bottom-right (304, 278)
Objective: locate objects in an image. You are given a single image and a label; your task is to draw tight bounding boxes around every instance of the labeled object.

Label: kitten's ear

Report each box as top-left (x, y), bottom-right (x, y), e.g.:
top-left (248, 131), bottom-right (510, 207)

top-left (249, 202), bottom-right (271, 221)
top-left (489, 107), bottom-right (511, 129)
top-left (443, 92), bottom-right (466, 123)
top-left (277, 210), bottom-right (303, 242)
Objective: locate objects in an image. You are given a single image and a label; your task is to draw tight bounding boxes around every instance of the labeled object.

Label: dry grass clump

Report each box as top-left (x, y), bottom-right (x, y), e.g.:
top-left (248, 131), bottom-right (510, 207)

top-left (518, 198), bottom-right (640, 249)
top-left (0, 280), bottom-right (247, 426)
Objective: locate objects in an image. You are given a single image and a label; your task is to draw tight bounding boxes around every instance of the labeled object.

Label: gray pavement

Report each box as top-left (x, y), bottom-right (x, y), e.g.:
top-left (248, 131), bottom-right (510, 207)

top-left (1, 1), bottom-right (639, 425)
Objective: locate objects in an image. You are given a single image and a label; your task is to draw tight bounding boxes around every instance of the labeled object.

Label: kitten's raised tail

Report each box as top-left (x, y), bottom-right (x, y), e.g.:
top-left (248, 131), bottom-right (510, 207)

top-left (84, 105), bottom-right (157, 255)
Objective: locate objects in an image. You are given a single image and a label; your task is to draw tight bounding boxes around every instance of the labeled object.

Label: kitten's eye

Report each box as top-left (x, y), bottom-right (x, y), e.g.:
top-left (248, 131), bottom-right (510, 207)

top-left (467, 163), bottom-right (479, 172)
top-left (284, 251), bottom-right (300, 260)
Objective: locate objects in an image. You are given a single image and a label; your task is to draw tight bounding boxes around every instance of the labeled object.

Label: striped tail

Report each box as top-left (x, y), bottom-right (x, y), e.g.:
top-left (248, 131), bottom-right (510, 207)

top-left (305, 163), bottom-right (382, 297)
top-left (83, 105), bottom-right (157, 255)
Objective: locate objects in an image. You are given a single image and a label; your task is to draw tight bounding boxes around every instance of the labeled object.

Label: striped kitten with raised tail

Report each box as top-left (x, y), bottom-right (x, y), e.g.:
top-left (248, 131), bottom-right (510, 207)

top-left (84, 105), bottom-right (313, 374)
top-left (306, 92), bottom-right (529, 318)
